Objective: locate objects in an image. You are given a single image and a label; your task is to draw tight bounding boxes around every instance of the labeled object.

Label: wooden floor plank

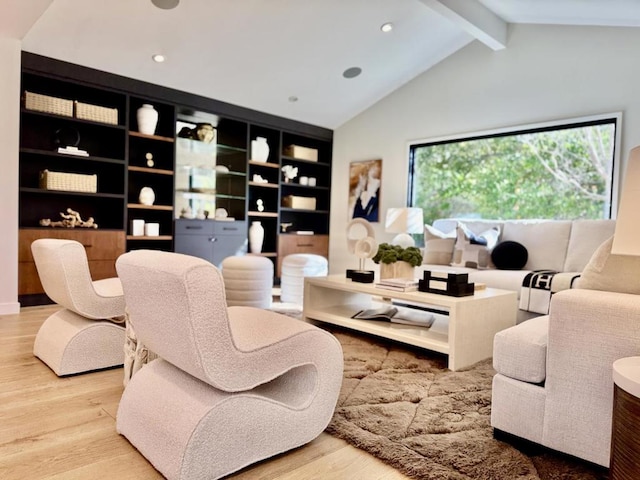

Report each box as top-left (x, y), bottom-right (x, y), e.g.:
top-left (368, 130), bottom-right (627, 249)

top-left (0, 305), bottom-right (409, 480)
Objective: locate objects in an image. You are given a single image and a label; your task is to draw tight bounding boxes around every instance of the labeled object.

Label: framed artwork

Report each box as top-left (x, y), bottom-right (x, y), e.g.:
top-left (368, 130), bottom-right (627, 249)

top-left (348, 159), bottom-right (382, 222)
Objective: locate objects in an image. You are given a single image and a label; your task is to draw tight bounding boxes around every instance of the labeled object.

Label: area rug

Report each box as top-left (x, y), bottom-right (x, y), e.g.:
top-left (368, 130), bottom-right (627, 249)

top-left (325, 328), bottom-right (609, 480)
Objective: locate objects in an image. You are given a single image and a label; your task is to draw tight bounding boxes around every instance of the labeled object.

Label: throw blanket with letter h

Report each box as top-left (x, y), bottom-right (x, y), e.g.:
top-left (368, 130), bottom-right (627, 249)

top-left (519, 270), bottom-right (582, 314)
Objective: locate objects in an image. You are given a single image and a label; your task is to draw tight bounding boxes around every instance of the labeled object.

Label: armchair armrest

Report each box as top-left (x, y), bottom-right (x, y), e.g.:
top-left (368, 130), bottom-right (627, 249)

top-left (543, 288), bottom-right (640, 465)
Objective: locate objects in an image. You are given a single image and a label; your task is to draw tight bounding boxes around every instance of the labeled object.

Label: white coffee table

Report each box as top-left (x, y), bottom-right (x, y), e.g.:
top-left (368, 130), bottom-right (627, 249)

top-left (303, 275), bottom-right (517, 371)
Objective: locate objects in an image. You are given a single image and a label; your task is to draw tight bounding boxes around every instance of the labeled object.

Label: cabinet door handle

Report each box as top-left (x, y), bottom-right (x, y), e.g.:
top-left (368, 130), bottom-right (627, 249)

top-left (186, 226), bottom-right (203, 230)
top-left (208, 237), bottom-right (217, 242)
top-left (297, 243), bottom-right (314, 247)
top-left (222, 227), bottom-right (238, 231)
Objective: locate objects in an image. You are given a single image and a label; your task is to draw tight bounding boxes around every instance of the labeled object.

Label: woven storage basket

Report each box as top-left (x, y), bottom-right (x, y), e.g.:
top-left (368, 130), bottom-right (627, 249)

top-left (39, 170), bottom-right (97, 193)
top-left (75, 101), bottom-right (118, 125)
top-left (24, 91), bottom-right (73, 117)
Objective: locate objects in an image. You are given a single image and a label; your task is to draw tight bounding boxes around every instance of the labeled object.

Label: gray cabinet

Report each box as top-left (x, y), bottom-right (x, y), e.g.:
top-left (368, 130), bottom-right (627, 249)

top-left (174, 219), bottom-right (247, 268)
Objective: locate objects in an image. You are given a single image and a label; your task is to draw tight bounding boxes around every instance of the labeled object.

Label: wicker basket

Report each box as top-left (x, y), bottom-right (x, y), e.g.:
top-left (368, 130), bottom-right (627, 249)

top-left (39, 170), bottom-right (97, 193)
top-left (24, 91), bottom-right (73, 117)
top-left (75, 101), bottom-right (118, 125)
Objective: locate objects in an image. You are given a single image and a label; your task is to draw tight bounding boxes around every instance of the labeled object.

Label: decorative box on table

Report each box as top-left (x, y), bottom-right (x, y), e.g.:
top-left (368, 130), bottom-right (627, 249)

top-left (419, 270), bottom-right (474, 297)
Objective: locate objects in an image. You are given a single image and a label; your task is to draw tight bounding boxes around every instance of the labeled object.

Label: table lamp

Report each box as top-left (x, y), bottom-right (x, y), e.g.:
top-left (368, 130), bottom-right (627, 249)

top-left (612, 145), bottom-right (640, 255)
top-left (385, 207), bottom-right (424, 247)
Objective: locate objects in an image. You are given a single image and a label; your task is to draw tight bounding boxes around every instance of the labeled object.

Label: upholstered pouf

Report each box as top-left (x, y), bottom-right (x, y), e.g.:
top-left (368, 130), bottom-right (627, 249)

top-left (280, 254), bottom-right (328, 304)
top-left (221, 255), bottom-right (273, 308)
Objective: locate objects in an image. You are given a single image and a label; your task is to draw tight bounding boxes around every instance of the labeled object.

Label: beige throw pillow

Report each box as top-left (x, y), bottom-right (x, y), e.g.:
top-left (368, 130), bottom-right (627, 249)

top-left (575, 236), bottom-right (640, 294)
top-left (422, 224), bottom-right (456, 265)
top-left (451, 223), bottom-right (500, 269)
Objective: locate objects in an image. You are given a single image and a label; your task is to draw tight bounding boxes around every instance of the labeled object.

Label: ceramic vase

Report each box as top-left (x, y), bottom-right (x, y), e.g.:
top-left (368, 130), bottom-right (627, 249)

top-left (138, 186), bottom-right (155, 206)
top-left (137, 104), bottom-right (158, 135)
top-left (380, 261), bottom-right (414, 280)
top-left (251, 137), bottom-right (270, 162)
top-left (249, 221), bottom-right (264, 254)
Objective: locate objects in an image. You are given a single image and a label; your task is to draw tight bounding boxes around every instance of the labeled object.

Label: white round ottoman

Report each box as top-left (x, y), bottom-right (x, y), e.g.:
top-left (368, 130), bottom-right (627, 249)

top-left (221, 255), bottom-right (273, 308)
top-left (280, 254), bottom-right (328, 305)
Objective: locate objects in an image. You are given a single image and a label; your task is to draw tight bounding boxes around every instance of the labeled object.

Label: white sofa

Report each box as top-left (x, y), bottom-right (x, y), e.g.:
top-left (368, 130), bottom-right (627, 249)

top-left (491, 236), bottom-right (640, 467)
top-left (419, 218), bottom-right (615, 321)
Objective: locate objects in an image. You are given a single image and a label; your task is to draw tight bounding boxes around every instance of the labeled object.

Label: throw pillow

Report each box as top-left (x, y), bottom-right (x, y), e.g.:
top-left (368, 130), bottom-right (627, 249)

top-left (451, 223), bottom-right (501, 269)
top-left (422, 224), bottom-right (456, 265)
top-left (491, 241), bottom-right (528, 270)
top-left (575, 236), bottom-right (640, 294)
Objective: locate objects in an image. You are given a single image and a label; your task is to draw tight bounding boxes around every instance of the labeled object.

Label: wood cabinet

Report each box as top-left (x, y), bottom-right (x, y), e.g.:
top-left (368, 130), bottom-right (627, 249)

top-left (277, 234), bottom-right (329, 277)
top-left (174, 219), bottom-right (248, 268)
top-left (18, 228), bottom-right (125, 303)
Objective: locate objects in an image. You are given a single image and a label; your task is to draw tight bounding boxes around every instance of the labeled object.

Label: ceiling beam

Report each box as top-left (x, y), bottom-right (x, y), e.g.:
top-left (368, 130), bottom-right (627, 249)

top-left (420, 0), bottom-right (508, 51)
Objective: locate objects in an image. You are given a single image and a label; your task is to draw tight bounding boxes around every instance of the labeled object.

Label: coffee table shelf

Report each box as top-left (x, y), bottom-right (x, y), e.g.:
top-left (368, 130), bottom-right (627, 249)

top-left (303, 275), bottom-right (517, 371)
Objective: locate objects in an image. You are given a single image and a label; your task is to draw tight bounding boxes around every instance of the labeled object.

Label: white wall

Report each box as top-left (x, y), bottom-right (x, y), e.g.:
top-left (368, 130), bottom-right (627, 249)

top-left (330, 23), bottom-right (640, 275)
top-left (0, 38), bottom-right (21, 314)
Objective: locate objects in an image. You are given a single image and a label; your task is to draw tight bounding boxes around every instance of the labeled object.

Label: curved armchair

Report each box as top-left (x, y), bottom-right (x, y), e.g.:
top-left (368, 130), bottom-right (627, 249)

top-left (115, 250), bottom-right (343, 480)
top-left (31, 238), bottom-right (126, 376)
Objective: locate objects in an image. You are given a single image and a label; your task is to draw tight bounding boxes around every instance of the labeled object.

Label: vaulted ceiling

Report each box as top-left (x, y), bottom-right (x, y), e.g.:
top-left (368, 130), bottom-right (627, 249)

top-left (3, 0), bottom-right (640, 129)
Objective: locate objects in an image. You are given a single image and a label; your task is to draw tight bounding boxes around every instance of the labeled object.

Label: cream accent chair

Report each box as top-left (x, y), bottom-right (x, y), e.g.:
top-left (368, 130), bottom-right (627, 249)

top-left (31, 238), bottom-right (126, 376)
top-left (491, 237), bottom-right (640, 467)
top-left (115, 250), bottom-right (343, 480)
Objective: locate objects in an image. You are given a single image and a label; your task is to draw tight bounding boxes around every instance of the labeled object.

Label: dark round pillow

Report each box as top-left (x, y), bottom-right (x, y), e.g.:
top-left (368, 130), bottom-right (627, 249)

top-left (491, 241), bottom-right (528, 270)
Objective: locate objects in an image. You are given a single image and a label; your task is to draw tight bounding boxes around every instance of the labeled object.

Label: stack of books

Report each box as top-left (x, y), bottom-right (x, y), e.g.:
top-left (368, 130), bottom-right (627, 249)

top-left (375, 277), bottom-right (419, 292)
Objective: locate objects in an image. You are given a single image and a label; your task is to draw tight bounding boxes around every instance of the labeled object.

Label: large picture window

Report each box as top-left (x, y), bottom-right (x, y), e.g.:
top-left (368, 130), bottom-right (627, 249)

top-left (408, 113), bottom-right (621, 224)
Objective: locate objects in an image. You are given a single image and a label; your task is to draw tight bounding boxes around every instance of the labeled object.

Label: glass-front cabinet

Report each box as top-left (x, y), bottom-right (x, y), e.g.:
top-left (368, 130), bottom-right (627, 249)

top-left (174, 110), bottom-right (247, 221)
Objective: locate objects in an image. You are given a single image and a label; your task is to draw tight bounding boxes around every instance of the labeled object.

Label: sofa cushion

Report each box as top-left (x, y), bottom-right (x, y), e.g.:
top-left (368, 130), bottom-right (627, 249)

top-left (502, 220), bottom-right (572, 272)
top-left (575, 236), bottom-right (640, 294)
top-left (491, 241), bottom-right (528, 270)
top-left (422, 224), bottom-right (456, 265)
top-left (493, 315), bottom-right (549, 384)
top-left (563, 219), bottom-right (616, 272)
top-left (451, 223), bottom-right (500, 269)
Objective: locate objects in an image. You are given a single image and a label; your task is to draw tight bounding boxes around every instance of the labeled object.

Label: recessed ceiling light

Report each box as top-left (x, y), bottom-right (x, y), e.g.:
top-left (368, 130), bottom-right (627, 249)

top-left (288, 96), bottom-right (299, 103)
top-left (152, 54), bottom-right (166, 63)
top-left (381, 22), bottom-right (393, 33)
top-left (151, 0), bottom-right (179, 9)
top-left (343, 67), bottom-right (362, 79)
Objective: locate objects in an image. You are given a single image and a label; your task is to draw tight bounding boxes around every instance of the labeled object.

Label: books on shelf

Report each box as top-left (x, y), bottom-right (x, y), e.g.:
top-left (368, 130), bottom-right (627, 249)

top-left (375, 277), bottom-right (419, 292)
top-left (351, 305), bottom-right (435, 328)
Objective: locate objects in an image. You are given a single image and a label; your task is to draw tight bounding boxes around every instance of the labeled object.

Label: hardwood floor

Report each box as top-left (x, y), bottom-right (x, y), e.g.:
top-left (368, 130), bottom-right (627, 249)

top-left (0, 306), bottom-right (409, 480)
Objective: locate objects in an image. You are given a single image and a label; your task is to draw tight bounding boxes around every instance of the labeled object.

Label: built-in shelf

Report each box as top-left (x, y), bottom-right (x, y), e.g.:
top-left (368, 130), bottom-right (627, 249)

top-left (129, 131), bottom-right (175, 143)
top-left (248, 160), bottom-right (279, 169)
top-left (128, 165), bottom-right (173, 175)
top-left (249, 182), bottom-right (278, 188)
top-left (127, 203), bottom-right (174, 211)
top-left (126, 235), bottom-right (173, 240)
top-left (248, 211), bottom-right (278, 217)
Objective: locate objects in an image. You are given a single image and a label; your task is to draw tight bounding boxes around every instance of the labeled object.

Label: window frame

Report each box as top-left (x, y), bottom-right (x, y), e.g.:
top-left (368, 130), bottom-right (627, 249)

top-left (407, 112), bottom-right (623, 220)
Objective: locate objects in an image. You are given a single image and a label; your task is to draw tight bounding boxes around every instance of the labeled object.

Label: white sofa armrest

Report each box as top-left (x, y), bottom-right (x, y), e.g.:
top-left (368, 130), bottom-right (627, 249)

top-left (543, 288), bottom-right (640, 466)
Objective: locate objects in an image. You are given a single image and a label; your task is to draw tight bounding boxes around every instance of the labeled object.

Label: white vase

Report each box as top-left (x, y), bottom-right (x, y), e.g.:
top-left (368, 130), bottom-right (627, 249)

top-left (249, 221), bottom-right (264, 254)
top-left (138, 186), bottom-right (155, 206)
top-left (137, 104), bottom-right (158, 135)
top-left (251, 137), bottom-right (270, 162)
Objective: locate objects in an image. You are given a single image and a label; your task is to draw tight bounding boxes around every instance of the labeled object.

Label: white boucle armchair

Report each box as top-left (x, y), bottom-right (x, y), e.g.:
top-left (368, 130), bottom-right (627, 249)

top-left (31, 238), bottom-right (126, 376)
top-left (115, 249), bottom-right (343, 480)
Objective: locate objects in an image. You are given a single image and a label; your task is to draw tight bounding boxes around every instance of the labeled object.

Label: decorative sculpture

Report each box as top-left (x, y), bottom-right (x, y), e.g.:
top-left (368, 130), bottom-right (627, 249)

top-left (39, 208), bottom-right (98, 228)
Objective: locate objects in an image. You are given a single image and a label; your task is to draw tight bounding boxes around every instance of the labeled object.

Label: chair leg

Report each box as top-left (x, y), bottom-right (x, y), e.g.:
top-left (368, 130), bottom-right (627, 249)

top-left (33, 308), bottom-right (126, 376)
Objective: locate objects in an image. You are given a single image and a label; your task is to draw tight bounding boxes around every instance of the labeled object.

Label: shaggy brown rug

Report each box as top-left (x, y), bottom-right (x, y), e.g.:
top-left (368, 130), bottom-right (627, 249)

top-left (325, 328), bottom-right (609, 480)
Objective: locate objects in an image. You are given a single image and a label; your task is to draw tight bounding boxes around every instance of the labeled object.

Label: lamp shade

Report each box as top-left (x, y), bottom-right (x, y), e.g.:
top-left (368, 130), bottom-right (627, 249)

top-left (385, 207), bottom-right (424, 248)
top-left (385, 207), bottom-right (424, 234)
top-left (613, 145), bottom-right (640, 256)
